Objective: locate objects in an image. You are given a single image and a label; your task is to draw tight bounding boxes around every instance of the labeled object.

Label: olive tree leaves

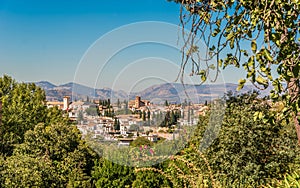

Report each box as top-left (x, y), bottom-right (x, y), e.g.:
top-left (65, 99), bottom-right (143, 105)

top-left (171, 0), bottom-right (299, 94)
top-left (170, 0), bottom-right (300, 141)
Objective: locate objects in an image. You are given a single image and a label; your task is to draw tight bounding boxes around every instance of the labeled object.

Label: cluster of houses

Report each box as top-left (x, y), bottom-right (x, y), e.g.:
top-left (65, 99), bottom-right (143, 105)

top-left (46, 96), bottom-right (209, 146)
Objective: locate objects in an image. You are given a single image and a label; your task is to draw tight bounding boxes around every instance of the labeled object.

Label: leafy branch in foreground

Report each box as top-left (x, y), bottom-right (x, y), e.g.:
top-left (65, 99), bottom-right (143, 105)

top-left (169, 0), bottom-right (300, 144)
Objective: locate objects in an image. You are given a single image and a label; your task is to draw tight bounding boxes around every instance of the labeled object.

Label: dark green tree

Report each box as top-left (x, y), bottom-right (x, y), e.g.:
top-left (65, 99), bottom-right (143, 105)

top-left (0, 75), bottom-right (47, 155)
top-left (85, 106), bottom-right (98, 116)
top-left (147, 110), bottom-right (151, 125)
top-left (111, 108), bottom-right (115, 117)
top-left (114, 118), bottom-right (120, 131)
top-left (1, 123), bottom-right (97, 187)
top-left (117, 99), bottom-right (121, 108)
top-left (130, 136), bottom-right (153, 147)
top-left (92, 159), bottom-right (135, 188)
top-left (129, 124), bottom-right (140, 132)
top-left (170, 110), bottom-right (176, 125)
top-left (123, 100), bottom-right (129, 114)
top-left (142, 111), bottom-right (146, 122)
top-left (107, 99), bottom-right (111, 108)
top-left (132, 169), bottom-right (171, 188)
top-left (1, 155), bottom-right (58, 187)
top-left (147, 110), bottom-right (150, 120)
top-left (164, 100), bottom-right (169, 106)
top-left (188, 92), bottom-right (300, 186)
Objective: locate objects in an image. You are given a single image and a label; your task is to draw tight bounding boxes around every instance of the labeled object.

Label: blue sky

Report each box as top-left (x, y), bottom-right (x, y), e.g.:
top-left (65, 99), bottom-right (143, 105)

top-left (0, 0), bottom-right (243, 91)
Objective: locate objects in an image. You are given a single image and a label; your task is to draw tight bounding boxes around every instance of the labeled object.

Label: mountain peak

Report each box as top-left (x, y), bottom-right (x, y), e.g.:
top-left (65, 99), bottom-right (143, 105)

top-left (36, 81), bottom-right (269, 103)
top-left (35, 81), bottom-right (57, 90)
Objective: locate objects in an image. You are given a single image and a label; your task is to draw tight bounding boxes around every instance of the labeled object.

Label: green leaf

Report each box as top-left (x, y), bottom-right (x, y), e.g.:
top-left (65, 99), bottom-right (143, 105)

top-left (262, 117), bottom-right (268, 124)
top-left (253, 111), bottom-right (259, 121)
top-left (256, 76), bottom-right (268, 88)
top-left (201, 74), bottom-right (207, 82)
top-left (209, 45), bottom-right (216, 51)
top-left (198, 69), bottom-right (207, 82)
top-left (237, 79), bottom-right (246, 91)
top-left (263, 49), bottom-right (273, 61)
top-left (218, 59), bottom-right (223, 67)
top-left (198, 70), bottom-right (205, 75)
top-left (258, 111), bottom-right (263, 119)
top-left (212, 28), bottom-right (220, 37)
top-left (216, 19), bottom-right (221, 27)
top-left (247, 30), bottom-right (252, 38)
top-left (272, 79), bottom-right (282, 93)
top-left (251, 40), bottom-right (257, 53)
top-left (230, 38), bottom-right (235, 49)
top-left (248, 56), bottom-right (255, 67)
top-left (241, 50), bottom-right (249, 57)
top-left (227, 32), bottom-right (234, 40)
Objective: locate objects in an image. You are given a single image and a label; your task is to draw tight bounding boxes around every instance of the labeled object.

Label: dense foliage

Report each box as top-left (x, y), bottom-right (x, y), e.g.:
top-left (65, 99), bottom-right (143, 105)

top-left (1, 75), bottom-right (300, 187)
top-left (127, 91), bottom-right (300, 187)
top-left (0, 76), bottom-right (97, 187)
top-left (1, 123), bottom-right (96, 187)
top-left (85, 106), bottom-right (99, 117)
top-left (201, 92), bottom-right (300, 186)
top-left (92, 159), bottom-right (135, 188)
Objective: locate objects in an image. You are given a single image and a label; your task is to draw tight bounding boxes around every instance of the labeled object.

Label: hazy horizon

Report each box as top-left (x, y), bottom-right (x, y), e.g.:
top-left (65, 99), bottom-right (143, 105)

top-left (0, 0), bottom-right (245, 92)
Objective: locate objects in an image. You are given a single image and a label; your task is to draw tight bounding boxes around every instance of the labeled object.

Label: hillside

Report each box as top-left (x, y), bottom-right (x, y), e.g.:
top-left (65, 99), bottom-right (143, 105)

top-left (36, 81), bottom-right (269, 103)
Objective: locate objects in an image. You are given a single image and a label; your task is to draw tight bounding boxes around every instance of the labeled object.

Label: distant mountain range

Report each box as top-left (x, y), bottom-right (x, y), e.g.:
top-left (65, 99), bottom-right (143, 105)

top-left (35, 81), bottom-right (269, 103)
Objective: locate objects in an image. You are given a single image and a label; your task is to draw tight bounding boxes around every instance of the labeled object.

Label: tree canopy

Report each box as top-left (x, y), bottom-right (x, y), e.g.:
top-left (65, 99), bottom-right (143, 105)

top-left (134, 91), bottom-right (300, 187)
top-left (1, 123), bottom-right (97, 187)
top-left (0, 76), bottom-right (97, 187)
top-left (0, 75), bottom-right (56, 155)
